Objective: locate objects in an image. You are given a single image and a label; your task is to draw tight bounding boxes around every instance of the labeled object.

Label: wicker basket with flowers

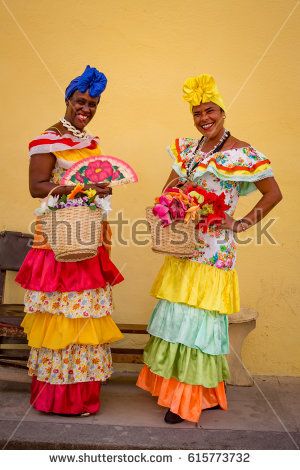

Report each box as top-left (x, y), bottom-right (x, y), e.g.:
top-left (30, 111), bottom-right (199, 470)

top-left (35, 184), bottom-right (111, 262)
top-left (146, 184), bottom-right (230, 257)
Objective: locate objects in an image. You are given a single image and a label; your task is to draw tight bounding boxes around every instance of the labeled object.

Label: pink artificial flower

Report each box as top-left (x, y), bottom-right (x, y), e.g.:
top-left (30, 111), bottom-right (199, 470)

top-left (169, 198), bottom-right (186, 220)
top-left (152, 204), bottom-right (172, 226)
top-left (85, 160), bottom-right (113, 183)
top-left (153, 192), bottom-right (189, 226)
top-left (158, 195), bottom-right (172, 206)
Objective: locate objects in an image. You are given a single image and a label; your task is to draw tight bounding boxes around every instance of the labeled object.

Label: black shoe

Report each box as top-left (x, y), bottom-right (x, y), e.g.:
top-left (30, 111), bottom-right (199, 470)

top-left (164, 409), bottom-right (184, 424)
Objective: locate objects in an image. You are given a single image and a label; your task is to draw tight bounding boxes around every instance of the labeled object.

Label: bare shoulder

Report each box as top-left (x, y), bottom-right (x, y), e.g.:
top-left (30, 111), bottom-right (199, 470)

top-left (45, 122), bottom-right (64, 135)
top-left (230, 136), bottom-right (251, 149)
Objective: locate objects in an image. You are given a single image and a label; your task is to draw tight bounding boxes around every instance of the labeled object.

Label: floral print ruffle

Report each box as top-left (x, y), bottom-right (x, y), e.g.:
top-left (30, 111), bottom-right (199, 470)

top-left (168, 138), bottom-right (273, 196)
top-left (168, 138), bottom-right (272, 178)
top-left (28, 344), bottom-right (112, 384)
top-left (24, 286), bottom-right (112, 318)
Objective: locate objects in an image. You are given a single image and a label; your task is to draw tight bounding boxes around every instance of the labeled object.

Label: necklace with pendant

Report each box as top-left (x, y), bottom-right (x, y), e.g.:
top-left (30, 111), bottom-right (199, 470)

top-left (60, 117), bottom-right (89, 140)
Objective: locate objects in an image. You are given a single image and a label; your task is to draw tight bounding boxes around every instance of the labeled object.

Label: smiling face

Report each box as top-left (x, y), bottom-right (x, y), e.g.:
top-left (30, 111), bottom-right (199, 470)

top-left (192, 102), bottom-right (225, 140)
top-left (64, 90), bottom-right (100, 130)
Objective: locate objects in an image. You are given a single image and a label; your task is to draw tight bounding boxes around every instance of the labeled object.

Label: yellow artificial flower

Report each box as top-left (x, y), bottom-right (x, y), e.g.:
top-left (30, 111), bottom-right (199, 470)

top-left (67, 183), bottom-right (85, 200)
top-left (200, 203), bottom-right (214, 215)
top-left (182, 74), bottom-right (226, 112)
top-left (184, 205), bottom-right (200, 224)
top-left (189, 191), bottom-right (204, 204)
top-left (84, 188), bottom-right (97, 199)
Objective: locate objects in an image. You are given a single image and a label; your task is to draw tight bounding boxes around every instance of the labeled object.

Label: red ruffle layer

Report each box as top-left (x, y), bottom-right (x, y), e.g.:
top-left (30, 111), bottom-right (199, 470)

top-left (16, 246), bottom-right (124, 292)
top-left (31, 376), bottom-right (101, 414)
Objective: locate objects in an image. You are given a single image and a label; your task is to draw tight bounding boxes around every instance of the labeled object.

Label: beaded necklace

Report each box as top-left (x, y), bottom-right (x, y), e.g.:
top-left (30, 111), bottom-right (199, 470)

top-left (186, 129), bottom-right (231, 177)
top-left (60, 117), bottom-right (89, 140)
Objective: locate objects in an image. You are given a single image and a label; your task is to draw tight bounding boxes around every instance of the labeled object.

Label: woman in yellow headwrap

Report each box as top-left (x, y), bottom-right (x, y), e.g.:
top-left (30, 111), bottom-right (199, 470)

top-left (137, 74), bottom-right (282, 423)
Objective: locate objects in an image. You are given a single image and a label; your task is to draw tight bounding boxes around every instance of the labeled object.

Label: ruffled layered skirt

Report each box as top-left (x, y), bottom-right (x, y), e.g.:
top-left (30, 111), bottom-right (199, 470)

top-left (137, 256), bottom-right (239, 423)
top-left (16, 245), bottom-right (124, 414)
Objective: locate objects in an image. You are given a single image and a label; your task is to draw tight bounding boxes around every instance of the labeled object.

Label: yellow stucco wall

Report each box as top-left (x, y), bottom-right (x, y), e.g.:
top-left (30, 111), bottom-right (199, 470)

top-left (1, 0), bottom-right (299, 375)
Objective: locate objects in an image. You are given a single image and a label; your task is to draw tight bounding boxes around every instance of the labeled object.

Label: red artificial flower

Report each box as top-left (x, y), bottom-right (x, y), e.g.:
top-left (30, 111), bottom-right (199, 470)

top-left (185, 185), bottom-right (230, 232)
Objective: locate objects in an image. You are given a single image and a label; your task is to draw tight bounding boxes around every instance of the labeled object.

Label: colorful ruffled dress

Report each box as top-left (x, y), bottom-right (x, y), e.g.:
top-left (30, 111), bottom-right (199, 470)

top-left (137, 137), bottom-right (273, 422)
top-left (16, 131), bottom-right (124, 414)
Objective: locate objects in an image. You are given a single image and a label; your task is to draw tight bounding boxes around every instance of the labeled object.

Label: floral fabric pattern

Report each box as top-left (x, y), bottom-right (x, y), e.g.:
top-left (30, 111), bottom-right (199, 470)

top-left (185, 172), bottom-right (238, 269)
top-left (192, 232), bottom-right (236, 269)
top-left (24, 286), bottom-right (113, 318)
top-left (166, 139), bottom-right (272, 270)
top-left (28, 344), bottom-right (112, 384)
top-left (51, 162), bottom-right (66, 185)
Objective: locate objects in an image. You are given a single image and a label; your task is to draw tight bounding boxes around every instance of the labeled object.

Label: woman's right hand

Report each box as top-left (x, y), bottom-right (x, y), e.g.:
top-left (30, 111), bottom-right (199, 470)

top-left (29, 154), bottom-right (113, 199)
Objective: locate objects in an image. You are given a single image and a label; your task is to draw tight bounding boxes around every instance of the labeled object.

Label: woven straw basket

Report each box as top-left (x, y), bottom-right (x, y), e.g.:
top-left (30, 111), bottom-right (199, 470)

top-left (146, 178), bottom-right (198, 257)
top-left (146, 207), bottom-right (197, 257)
top-left (40, 186), bottom-right (103, 262)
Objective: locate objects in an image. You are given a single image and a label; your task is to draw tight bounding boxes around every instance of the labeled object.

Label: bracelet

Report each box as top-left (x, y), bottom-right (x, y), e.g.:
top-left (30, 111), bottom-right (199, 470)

top-left (238, 219), bottom-right (249, 232)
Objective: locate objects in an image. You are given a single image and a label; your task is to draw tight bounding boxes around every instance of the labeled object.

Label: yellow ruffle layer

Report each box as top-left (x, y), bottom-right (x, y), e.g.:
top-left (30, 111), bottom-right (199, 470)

top-left (21, 312), bottom-right (123, 350)
top-left (151, 256), bottom-right (240, 314)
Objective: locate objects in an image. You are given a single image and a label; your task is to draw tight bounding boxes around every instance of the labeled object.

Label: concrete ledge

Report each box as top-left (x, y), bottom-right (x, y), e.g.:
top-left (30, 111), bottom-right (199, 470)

top-left (1, 373), bottom-right (299, 450)
top-left (1, 421), bottom-right (299, 450)
top-left (0, 365), bottom-right (30, 383)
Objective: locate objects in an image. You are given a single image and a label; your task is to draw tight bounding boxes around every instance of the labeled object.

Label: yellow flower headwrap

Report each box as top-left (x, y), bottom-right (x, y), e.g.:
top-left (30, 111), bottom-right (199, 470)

top-left (183, 74), bottom-right (226, 112)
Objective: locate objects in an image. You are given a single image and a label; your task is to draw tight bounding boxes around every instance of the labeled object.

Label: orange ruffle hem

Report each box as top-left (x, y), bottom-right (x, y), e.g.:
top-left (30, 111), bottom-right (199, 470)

top-left (136, 364), bottom-right (227, 423)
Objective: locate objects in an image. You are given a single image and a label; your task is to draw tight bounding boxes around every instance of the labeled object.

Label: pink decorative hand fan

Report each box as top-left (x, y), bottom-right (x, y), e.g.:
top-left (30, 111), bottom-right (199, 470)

top-left (61, 155), bottom-right (138, 186)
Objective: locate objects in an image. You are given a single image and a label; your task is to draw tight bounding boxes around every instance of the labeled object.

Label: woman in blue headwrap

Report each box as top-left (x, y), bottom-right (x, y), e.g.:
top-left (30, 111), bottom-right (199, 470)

top-left (16, 66), bottom-right (124, 416)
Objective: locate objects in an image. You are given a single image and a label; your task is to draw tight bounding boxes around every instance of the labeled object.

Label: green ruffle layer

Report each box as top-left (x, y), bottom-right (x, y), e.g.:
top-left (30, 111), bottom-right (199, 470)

top-left (147, 300), bottom-right (229, 355)
top-left (144, 336), bottom-right (230, 388)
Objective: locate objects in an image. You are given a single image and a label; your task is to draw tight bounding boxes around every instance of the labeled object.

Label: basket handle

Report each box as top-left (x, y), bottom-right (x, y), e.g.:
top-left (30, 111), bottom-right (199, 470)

top-left (162, 176), bottom-right (192, 194)
top-left (44, 184), bottom-right (68, 203)
top-left (44, 182), bottom-right (112, 203)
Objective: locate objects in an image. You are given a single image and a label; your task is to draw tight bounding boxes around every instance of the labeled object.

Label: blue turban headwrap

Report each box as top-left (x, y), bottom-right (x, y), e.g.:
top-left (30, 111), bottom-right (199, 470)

top-left (65, 65), bottom-right (107, 99)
